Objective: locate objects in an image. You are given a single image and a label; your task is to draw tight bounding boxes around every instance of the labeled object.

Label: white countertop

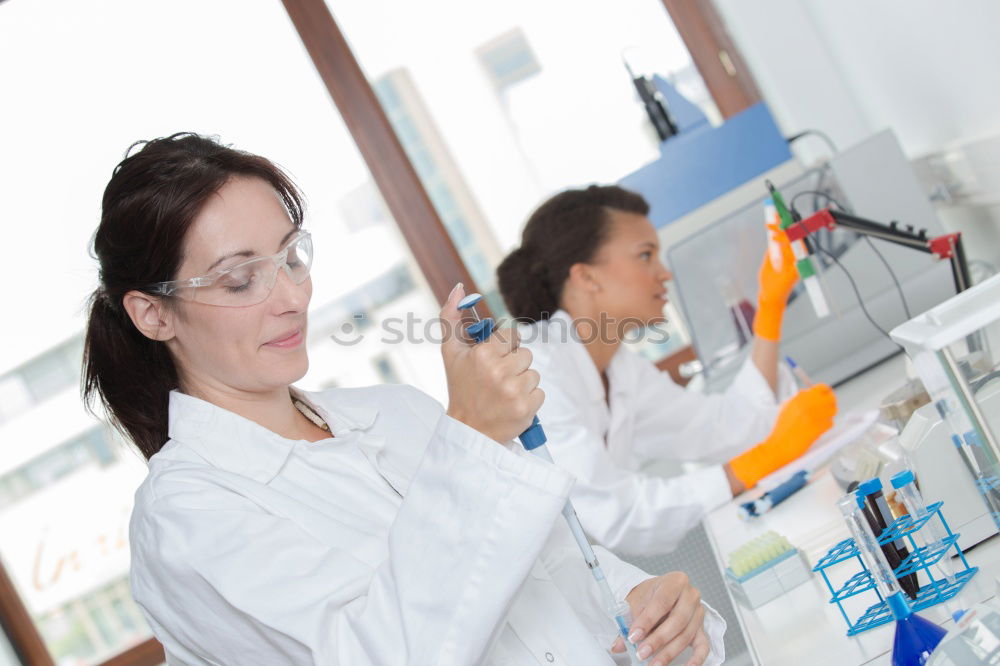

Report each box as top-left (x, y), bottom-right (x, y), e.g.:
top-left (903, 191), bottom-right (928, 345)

top-left (701, 354), bottom-right (1000, 665)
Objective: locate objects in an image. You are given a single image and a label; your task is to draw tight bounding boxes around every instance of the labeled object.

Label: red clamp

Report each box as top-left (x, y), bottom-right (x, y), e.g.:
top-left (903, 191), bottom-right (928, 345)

top-left (928, 233), bottom-right (961, 260)
top-left (784, 210), bottom-right (836, 242)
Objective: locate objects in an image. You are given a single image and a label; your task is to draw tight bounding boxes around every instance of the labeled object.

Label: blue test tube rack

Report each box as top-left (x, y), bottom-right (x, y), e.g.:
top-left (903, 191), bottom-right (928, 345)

top-left (812, 500), bottom-right (977, 636)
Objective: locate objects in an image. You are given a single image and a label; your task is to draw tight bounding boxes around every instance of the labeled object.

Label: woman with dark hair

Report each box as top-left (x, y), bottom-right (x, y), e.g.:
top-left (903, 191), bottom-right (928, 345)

top-left (85, 135), bottom-right (726, 665)
top-left (497, 185), bottom-right (838, 556)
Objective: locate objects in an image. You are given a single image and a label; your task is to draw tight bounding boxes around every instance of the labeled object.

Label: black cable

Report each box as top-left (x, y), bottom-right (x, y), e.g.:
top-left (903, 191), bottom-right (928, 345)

top-left (787, 129), bottom-right (839, 156)
top-left (861, 236), bottom-right (913, 319)
top-left (814, 244), bottom-right (902, 348)
top-left (790, 189), bottom-right (849, 217)
top-left (791, 190), bottom-right (913, 320)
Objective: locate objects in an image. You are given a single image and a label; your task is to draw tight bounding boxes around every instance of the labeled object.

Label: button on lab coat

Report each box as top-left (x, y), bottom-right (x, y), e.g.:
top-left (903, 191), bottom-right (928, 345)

top-left (129, 385), bottom-right (726, 665)
top-left (521, 311), bottom-right (795, 556)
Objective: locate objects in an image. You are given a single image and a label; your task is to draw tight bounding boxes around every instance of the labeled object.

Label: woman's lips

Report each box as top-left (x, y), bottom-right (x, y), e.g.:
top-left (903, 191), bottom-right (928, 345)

top-left (264, 329), bottom-right (303, 348)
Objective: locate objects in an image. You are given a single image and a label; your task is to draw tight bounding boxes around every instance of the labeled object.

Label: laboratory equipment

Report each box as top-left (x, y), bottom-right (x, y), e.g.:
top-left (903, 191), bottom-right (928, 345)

top-left (857, 478), bottom-right (921, 600)
top-left (891, 272), bottom-right (1000, 547)
top-left (724, 531), bottom-right (811, 609)
top-left (837, 493), bottom-right (947, 665)
top-left (457, 293), bottom-right (646, 665)
top-left (927, 599), bottom-right (1000, 665)
top-left (666, 131), bottom-right (956, 391)
top-left (620, 102), bottom-right (792, 229)
top-left (896, 393), bottom-right (1000, 551)
top-left (717, 277), bottom-right (755, 347)
top-left (813, 491), bottom-right (976, 637)
top-left (891, 470), bottom-right (958, 587)
top-left (783, 196), bottom-right (971, 297)
top-left (624, 59), bottom-right (678, 143)
top-left (880, 379), bottom-right (931, 433)
top-left (768, 180), bottom-right (831, 318)
top-left (738, 469), bottom-right (809, 519)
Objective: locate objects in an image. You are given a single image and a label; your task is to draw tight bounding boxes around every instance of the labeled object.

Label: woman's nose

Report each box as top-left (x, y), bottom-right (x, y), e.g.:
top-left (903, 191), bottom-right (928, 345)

top-left (270, 266), bottom-right (310, 311)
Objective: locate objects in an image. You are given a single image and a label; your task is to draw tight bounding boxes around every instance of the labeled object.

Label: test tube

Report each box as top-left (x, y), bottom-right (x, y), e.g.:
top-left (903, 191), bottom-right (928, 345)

top-left (890, 470), bottom-right (957, 587)
top-left (597, 579), bottom-right (646, 665)
top-left (837, 494), bottom-right (947, 662)
top-left (764, 197), bottom-right (783, 272)
top-left (857, 478), bottom-right (920, 600)
top-left (838, 493), bottom-right (900, 599)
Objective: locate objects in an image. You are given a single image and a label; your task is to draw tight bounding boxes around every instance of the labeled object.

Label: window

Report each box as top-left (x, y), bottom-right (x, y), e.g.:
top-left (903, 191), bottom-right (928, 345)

top-left (0, 374), bottom-right (32, 424)
top-left (0, 336), bottom-right (83, 426)
top-left (372, 355), bottom-right (402, 384)
top-left (0, 427), bottom-right (118, 510)
top-left (373, 69), bottom-right (503, 304)
top-left (333, 0), bottom-right (717, 346)
top-left (0, 628), bottom-right (17, 666)
top-left (477, 28), bottom-right (542, 92)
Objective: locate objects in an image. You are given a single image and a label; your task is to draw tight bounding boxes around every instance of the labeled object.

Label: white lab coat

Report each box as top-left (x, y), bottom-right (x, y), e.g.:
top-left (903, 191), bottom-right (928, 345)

top-left (129, 385), bottom-right (726, 665)
top-left (520, 310), bottom-right (795, 556)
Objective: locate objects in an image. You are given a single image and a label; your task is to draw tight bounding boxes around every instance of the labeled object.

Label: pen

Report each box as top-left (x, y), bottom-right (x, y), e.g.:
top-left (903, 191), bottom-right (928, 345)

top-left (785, 355), bottom-right (813, 388)
top-left (738, 470), bottom-right (810, 519)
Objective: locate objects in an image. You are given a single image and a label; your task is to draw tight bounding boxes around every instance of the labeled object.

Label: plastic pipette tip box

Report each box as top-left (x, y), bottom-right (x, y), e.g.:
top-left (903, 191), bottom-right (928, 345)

top-left (725, 531), bottom-right (812, 610)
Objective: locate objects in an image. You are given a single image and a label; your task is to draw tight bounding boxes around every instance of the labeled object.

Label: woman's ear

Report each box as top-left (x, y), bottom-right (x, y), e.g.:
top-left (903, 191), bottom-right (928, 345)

top-left (567, 262), bottom-right (601, 293)
top-left (123, 290), bottom-right (176, 342)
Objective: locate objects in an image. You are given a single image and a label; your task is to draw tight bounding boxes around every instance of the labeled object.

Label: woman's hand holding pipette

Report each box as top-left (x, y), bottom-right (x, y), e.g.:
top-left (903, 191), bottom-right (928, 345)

top-left (611, 572), bottom-right (709, 666)
top-left (440, 283), bottom-right (543, 443)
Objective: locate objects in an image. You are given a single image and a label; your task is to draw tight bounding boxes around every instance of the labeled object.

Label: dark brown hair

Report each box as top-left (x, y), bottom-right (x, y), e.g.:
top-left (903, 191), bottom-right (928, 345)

top-left (496, 185), bottom-right (649, 322)
top-left (83, 133), bottom-right (304, 460)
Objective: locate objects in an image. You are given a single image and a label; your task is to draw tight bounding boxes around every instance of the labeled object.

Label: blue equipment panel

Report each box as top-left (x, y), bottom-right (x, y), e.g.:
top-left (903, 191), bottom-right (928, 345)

top-left (619, 103), bottom-right (792, 229)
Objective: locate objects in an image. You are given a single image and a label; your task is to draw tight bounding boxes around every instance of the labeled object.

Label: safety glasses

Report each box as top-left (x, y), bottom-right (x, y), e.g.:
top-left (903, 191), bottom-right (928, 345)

top-left (148, 231), bottom-right (313, 307)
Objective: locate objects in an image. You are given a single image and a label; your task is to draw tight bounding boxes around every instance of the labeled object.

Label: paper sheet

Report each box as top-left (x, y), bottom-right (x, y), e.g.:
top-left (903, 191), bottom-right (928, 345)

top-left (755, 408), bottom-right (881, 490)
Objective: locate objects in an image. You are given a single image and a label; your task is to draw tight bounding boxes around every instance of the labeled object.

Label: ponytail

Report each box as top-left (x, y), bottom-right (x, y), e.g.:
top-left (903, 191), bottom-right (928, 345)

top-left (83, 290), bottom-right (177, 460)
top-left (497, 185), bottom-right (650, 322)
top-left (496, 247), bottom-right (559, 323)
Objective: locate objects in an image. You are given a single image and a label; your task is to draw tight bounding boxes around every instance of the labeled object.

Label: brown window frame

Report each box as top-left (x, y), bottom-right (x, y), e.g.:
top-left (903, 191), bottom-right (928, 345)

top-left (659, 0), bottom-right (763, 118)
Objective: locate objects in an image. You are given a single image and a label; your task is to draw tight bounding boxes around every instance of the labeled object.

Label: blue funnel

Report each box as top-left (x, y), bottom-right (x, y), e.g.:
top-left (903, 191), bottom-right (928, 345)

top-left (891, 609), bottom-right (946, 666)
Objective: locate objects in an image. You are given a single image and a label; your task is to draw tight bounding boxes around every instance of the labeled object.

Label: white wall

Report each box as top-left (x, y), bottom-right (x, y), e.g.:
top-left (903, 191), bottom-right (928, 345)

top-left (715, 0), bottom-right (1000, 159)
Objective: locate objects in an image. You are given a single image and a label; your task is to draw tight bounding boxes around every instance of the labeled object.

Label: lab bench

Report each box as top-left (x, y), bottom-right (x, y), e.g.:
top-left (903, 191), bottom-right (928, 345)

top-left (702, 355), bottom-right (1000, 665)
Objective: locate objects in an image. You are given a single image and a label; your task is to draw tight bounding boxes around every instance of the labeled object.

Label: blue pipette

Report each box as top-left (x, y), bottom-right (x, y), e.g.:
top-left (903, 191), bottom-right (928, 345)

top-left (458, 293), bottom-right (646, 665)
top-left (738, 469), bottom-right (810, 519)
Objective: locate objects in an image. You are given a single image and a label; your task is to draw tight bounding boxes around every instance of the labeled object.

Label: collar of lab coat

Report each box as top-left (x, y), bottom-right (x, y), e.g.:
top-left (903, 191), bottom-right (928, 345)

top-left (166, 388), bottom-right (379, 483)
top-left (548, 310), bottom-right (630, 405)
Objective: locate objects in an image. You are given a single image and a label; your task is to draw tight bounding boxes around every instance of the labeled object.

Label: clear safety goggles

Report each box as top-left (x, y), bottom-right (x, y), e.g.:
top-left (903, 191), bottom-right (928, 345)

top-left (148, 231), bottom-right (313, 307)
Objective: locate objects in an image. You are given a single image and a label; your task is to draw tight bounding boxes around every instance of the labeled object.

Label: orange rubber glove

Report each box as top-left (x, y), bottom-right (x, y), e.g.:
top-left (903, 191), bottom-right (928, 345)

top-left (729, 384), bottom-right (838, 489)
top-left (753, 224), bottom-right (799, 341)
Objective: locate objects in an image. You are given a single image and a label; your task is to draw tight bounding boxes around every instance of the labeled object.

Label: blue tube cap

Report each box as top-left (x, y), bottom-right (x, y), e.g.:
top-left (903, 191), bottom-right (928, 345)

top-left (466, 318), bottom-right (495, 343)
top-left (891, 469), bottom-right (915, 489)
top-left (857, 477), bottom-right (883, 497)
top-left (457, 293), bottom-right (484, 310)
